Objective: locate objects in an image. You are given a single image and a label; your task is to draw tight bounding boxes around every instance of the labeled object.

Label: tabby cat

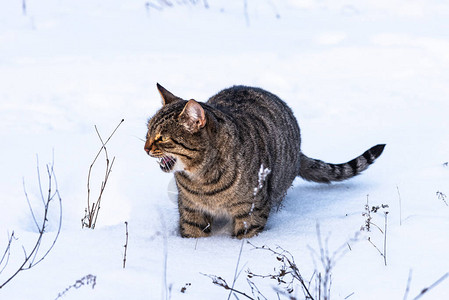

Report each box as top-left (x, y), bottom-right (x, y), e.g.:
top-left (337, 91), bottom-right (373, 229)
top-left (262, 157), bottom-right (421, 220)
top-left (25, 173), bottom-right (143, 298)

top-left (145, 84), bottom-right (385, 239)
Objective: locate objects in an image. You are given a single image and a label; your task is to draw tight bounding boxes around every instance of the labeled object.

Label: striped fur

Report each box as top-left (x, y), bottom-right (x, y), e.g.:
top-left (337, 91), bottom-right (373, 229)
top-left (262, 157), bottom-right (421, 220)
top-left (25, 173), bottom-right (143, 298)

top-left (145, 84), bottom-right (385, 239)
top-left (299, 144), bottom-right (385, 183)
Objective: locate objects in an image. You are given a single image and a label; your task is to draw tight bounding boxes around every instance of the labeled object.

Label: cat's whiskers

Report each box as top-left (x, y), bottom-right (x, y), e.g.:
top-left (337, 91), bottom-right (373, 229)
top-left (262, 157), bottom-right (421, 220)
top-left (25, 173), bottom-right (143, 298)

top-left (133, 135), bottom-right (146, 143)
top-left (168, 156), bottom-right (176, 169)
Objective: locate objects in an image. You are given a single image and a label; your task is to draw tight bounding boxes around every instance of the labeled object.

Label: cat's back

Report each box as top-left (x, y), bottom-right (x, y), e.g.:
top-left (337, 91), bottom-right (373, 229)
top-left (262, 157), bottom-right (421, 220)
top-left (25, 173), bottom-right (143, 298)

top-left (206, 85), bottom-right (300, 147)
top-left (206, 85), bottom-right (300, 143)
top-left (206, 85), bottom-right (290, 116)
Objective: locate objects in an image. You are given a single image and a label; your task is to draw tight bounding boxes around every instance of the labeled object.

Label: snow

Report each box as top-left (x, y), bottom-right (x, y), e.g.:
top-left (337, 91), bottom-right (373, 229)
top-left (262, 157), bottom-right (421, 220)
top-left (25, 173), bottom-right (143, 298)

top-left (1, 0), bottom-right (449, 299)
top-left (254, 165), bottom-right (271, 196)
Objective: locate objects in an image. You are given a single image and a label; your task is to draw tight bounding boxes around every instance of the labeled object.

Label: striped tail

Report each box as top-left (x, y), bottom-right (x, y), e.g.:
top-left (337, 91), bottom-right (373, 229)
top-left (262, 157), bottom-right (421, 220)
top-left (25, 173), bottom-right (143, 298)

top-left (298, 144), bottom-right (386, 183)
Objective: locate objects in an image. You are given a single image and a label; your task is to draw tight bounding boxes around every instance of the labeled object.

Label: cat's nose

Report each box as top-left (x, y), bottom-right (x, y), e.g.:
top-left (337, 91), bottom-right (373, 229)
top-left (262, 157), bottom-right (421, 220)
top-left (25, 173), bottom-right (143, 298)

top-left (144, 139), bottom-right (153, 155)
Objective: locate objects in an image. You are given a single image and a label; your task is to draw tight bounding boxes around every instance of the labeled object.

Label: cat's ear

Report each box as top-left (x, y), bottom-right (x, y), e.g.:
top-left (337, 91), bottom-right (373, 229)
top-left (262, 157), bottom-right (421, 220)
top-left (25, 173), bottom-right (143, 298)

top-left (157, 83), bottom-right (181, 106)
top-left (179, 100), bottom-right (206, 133)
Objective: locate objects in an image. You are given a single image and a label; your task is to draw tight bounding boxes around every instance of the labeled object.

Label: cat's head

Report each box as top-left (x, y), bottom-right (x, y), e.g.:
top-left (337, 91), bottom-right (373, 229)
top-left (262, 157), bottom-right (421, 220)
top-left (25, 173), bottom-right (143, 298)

top-left (145, 83), bottom-right (208, 174)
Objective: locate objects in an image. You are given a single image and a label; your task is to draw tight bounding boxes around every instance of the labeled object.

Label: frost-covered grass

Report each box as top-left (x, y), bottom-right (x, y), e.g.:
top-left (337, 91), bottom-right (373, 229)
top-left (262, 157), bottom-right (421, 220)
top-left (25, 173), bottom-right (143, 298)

top-left (1, 0), bottom-right (449, 299)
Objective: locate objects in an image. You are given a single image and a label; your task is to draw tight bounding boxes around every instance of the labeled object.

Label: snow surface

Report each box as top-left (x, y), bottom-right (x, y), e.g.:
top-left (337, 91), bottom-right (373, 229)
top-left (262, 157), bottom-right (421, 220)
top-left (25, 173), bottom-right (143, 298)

top-left (1, 0), bottom-right (449, 299)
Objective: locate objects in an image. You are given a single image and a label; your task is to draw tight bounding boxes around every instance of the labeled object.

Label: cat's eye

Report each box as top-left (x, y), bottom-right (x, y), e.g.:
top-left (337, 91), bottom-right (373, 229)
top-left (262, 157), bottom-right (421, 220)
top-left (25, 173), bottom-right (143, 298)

top-left (155, 135), bottom-right (169, 143)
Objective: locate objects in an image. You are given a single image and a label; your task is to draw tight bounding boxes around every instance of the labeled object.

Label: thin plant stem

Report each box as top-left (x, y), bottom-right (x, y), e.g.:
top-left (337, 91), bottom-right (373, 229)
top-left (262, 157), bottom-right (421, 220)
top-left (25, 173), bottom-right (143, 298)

top-left (0, 158), bottom-right (62, 289)
top-left (383, 212), bottom-right (388, 266)
top-left (85, 119), bottom-right (123, 229)
top-left (123, 222), bottom-right (129, 268)
top-left (403, 269), bottom-right (413, 300)
top-left (397, 185), bottom-right (403, 225)
top-left (412, 272), bottom-right (449, 300)
top-left (227, 239), bottom-right (246, 300)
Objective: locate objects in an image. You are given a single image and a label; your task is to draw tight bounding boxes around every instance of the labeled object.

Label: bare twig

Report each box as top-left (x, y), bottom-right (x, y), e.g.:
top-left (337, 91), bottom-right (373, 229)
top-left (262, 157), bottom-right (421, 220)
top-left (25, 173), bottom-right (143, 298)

top-left (22, 0), bottom-right (27, 15)
top-left (23, 177), bottom-right (40, 231)
top-left (194, 223), bottom-right (211, 250)
top-left (314, 225), bottom-right (337, 300)
top-left (383, 212), bottom-right (388, 266)
top-left (227, 238), bottom-right (246, 300)
top-left (403, 269), bottom-right (413, 300)
top-left (411, 272), bottom-right (449, 300)
top-left (203, 240), bottom-right (268, 299)
top-left (0, 157), bottom-right (62, 289)
top-left (145, 0), bottom-right (208, 14)
top-left (436, 191), bottom-right (448, 206)
top-left (309, 225), bottom-right (360, 300)
top-left (397, 185), bottom-right (403, 225)
top-left (367, 237), bottom-right (384, 257)
top-left (207, 230), bottom-right (357, 300)
top-left (157, 210), bottom-right (172, 300)
top-left (0, 232), bottom-right (16, 275)
top-left (83, 119), bottom-right (124, 229)
top-left (123, 221), bottom-right (129, 269)
top-left (361, 196), bottom-right (389, 266)
top-left (202, 274), bottom-right (255, 300)
top-left (345, 292), bottom-right (355, 299)
top-left (247, 278), bottom-right (268, 300)
top-left (55, 274), bottom-right (97, 300)
top-left (248, 242), bottom-right (315, 299)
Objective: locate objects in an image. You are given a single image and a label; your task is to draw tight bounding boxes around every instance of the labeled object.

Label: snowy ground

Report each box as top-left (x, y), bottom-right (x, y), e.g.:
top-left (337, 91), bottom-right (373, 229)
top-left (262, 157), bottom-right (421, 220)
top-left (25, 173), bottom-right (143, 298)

top-left (1, 0), bottom-right (449, 299)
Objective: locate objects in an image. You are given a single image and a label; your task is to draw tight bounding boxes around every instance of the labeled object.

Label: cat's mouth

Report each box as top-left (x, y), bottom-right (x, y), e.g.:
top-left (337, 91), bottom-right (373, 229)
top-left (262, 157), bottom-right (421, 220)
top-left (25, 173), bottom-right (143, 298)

top-left (157, 155), bottom-right (177, 172)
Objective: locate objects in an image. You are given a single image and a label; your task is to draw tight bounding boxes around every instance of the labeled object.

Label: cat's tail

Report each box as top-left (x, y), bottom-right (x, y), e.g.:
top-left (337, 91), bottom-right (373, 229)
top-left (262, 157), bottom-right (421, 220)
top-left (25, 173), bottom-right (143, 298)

top-left (298, 144), bottom-right (386, 183)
